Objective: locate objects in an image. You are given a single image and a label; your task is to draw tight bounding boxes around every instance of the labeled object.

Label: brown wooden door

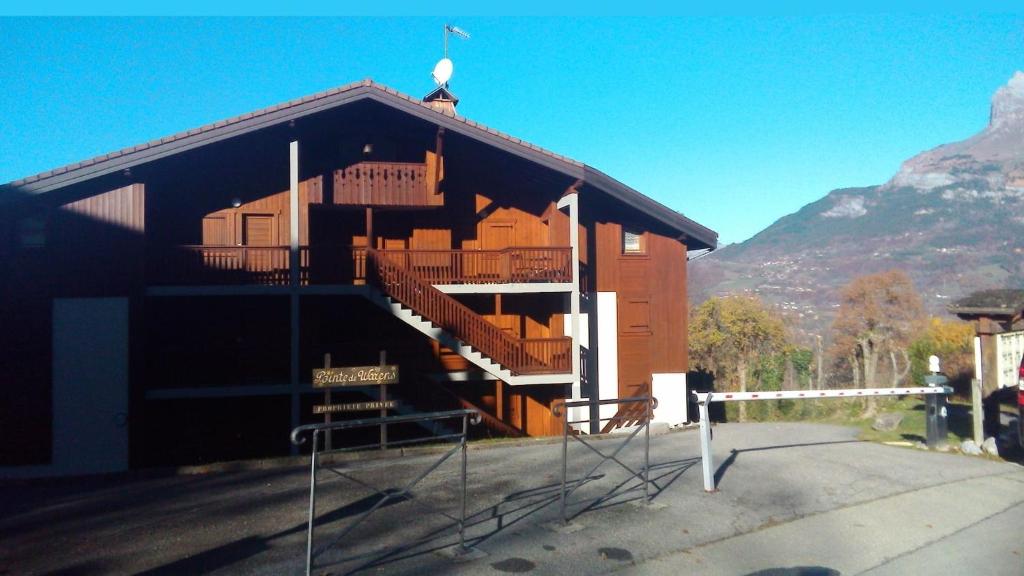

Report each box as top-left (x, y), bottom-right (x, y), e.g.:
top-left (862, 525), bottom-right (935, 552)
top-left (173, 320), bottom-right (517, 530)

top-left (242, 214), bottom-right (276, 274)
top-left (480, 221), bottom-right (515, 278)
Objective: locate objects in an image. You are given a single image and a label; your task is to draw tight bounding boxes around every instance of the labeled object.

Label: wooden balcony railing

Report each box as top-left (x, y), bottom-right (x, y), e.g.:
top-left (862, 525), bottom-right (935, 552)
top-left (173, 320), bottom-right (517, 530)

top-left (152, 245), bottom-right (292, 286)
top-left (376, 247), bottom-right (572, 284)
top-left (334, 162), bottom-right (441, 207)
top-left (151, 245), bottom-right (572, 290)
top-left (367, 248), bottom-right (571, 375)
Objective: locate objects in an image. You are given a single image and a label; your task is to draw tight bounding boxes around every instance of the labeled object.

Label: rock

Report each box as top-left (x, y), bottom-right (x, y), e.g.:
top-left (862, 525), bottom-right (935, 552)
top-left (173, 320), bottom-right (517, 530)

top-left (982, 437), bottom-right (1000, 456)
top-left (872, 412), bottom-right (903, 432)
top-left (960, 440), bottom-right (983, 456)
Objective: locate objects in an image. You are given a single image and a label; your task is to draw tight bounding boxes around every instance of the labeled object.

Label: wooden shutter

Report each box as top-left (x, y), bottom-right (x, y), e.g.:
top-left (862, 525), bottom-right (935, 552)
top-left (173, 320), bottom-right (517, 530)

top-left (202, 216), bottom-right (230, 245)
top-left (620, 298), bottom-right (652, 334)
top-left (243, 214), bottom-right (275, 246)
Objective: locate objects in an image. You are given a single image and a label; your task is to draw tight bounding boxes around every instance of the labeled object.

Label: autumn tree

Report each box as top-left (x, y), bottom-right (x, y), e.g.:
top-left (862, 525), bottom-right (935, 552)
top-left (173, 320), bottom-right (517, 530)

top-left (689, 295), bottom-right (788, 421)
top-left (909, 317), bottom-right (974, 386)
top-left (830, 270), bottom-right (925, 414)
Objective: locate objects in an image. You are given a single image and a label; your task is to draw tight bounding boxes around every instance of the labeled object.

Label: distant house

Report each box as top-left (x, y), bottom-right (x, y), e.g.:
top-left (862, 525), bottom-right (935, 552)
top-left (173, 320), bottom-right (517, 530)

top-left (0, 80), bottom-right (716, 475)
top-left (948, 289), bottom-right (1024, 437)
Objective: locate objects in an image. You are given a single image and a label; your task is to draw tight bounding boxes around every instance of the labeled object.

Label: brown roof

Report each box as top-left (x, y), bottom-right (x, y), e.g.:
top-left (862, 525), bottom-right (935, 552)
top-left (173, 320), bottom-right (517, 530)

top-left (2, 79), bottom-right (717, 249)
top-left (948, 289), bottom-right (1024, 317)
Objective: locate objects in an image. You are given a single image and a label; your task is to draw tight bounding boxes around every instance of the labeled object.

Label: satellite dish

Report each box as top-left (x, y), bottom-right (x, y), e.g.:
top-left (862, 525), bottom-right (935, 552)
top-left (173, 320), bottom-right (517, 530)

top-left (432, 58), bottom-right (454, 86)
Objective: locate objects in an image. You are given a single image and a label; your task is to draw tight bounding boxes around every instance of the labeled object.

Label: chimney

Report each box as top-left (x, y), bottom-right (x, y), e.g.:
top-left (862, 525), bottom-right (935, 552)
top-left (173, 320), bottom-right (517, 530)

top-left (423, 85), bottom-right (459, 115)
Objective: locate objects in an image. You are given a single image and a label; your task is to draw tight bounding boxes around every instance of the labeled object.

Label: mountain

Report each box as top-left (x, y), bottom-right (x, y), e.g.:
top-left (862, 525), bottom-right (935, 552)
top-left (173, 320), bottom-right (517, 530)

top-left (690, 72), bottom-right (1024, 336)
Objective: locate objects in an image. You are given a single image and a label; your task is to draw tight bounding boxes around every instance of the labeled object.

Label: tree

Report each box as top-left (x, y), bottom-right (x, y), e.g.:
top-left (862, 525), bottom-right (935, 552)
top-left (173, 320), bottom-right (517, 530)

top-left (690, 295), bottom-right (788, 421)
top-left (830, 270), bottom-right (925, 415)
top-left (909, 317), bottom-right (974, 386)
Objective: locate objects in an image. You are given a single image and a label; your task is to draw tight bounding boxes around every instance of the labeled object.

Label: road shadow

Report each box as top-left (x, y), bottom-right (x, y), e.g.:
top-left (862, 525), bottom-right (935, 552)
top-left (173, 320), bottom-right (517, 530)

top-left (314, 440), bottom-right (701, 574)
top-left (133, 487), bottom-right (411, 576)
top-left (744, 568), bottom-right (840, 576)
top-left (715, 440), bottom-right (862, 487)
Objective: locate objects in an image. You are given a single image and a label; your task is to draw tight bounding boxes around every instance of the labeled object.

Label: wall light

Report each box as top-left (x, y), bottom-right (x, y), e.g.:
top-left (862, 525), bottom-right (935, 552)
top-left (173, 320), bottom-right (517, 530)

top-left (231, 197), bottom-right (242, 208)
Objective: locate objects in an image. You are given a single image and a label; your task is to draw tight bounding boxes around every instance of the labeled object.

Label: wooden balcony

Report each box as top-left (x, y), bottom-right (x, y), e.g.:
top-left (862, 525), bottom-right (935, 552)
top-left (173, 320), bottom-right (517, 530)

top-left (151, 246), bottom-right (293, 286)
top-left (333, 162), bottom-right (442, 207)
top-left (377, 247), bottom-right (573, 285)
top-left (150, 245), bottom-right (572, 287)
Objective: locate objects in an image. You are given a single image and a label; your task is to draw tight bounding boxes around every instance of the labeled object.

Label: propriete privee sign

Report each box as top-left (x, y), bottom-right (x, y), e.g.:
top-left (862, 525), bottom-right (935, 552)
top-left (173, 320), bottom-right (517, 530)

top-left (312, 365), bottom-right (399, 388)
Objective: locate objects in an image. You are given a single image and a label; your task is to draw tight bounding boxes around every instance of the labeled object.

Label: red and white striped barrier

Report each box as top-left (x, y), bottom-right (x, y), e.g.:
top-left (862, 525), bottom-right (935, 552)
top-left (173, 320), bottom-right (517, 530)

top-left (694, 386), bottom-right (948, 403)
top-left (692, 385), bottom-right (952, 492)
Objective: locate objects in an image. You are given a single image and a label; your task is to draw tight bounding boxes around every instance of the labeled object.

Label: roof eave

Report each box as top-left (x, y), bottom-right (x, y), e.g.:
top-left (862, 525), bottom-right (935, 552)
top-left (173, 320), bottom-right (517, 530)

top-left (947, 305), bottom-right (1024, 318)
top-left (5, 84), bottom-right (382, 196)
top-left (2, 83), bottom-right (720, 250)
top-left (582, 166), bottom-right (718, 251)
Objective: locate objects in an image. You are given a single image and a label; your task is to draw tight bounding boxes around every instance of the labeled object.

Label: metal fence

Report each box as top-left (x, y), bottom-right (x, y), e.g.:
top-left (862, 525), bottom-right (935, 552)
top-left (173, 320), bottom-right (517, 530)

top-left (552, 396), bottom-right (658, 526)
top-left (290, 409), bottom-right (481, 576)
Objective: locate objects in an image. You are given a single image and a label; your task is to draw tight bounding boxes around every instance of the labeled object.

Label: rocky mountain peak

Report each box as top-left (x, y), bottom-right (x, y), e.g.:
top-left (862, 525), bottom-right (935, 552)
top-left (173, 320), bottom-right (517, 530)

top-left (886, 71), bottom-right (1024, 190)
top-left (691, 72), bottom-right (1024, 337)
top-left (989, 71), bottom-right (1024, 130)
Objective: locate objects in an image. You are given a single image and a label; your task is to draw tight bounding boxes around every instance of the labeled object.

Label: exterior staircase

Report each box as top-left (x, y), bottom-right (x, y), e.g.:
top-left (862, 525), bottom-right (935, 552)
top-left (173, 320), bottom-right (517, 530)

top-left (363, 248), bottom-right (573, 386)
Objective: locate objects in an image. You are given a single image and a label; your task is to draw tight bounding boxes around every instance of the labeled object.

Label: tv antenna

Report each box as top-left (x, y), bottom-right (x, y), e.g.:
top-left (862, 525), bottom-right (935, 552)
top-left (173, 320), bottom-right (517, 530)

top-left (432, 24), bottom-right (470, 87)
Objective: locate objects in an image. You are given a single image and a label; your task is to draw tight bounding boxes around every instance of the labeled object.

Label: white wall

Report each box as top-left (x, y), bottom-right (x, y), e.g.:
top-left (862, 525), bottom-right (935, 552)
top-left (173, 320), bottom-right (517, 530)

top-left (562, 312), bottom-right (590, 349)
top-left (652, 373), bottom-right (688, 425)
top-left (996, 330), bottom-right (1024, 389)
top-left (596, 292), bottom-right (619, 422)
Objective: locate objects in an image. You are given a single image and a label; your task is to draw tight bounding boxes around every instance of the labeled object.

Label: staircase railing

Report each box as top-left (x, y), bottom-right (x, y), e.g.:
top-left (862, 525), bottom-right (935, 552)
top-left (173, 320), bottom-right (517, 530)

top-left (599, 383), bottom-right (653, 433)
top-left (366, 248), bottom-right (571, 375)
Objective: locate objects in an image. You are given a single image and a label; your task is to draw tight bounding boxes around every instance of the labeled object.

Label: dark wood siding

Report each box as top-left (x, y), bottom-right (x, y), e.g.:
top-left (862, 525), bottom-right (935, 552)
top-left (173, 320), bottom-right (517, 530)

top-left (1, 183), bottom-right (145, 465)
top-left (595, 221), bottom-right (688, 397)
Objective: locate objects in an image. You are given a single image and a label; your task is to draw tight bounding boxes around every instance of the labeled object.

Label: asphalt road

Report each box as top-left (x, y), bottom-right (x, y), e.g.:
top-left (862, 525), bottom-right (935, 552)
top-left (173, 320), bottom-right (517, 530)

top-left (1, 422), bottom-right (1021, 575)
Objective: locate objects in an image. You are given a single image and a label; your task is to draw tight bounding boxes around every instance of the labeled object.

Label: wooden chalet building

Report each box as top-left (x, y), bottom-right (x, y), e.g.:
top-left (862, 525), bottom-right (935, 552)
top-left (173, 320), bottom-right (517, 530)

top-left (0, 80), bottom-right (717, 475)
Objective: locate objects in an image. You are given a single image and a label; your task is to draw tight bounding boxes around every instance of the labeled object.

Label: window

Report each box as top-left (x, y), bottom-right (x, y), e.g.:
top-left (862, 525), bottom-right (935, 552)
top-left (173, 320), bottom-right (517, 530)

top-left (622, 230), bottom-right (644, 254)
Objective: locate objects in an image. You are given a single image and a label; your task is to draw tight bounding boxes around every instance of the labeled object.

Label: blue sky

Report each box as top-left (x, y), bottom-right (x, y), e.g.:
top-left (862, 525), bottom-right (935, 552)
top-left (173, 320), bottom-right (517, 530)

top-left (1, 16), bottom-right (1022, 244)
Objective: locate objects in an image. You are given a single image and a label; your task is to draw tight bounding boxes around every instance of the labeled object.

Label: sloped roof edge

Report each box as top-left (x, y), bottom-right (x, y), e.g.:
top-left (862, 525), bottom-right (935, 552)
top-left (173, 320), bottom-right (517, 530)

top-left (948, 289), bottom-right (1024, 318)
top-left (3, 79), bottom-right (717, 250)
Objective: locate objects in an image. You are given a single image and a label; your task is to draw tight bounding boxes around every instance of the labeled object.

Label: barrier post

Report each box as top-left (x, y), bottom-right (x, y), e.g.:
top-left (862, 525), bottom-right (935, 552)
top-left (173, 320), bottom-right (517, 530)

top-left (925, 378), bottom-right (950, 449)
top-left (459, 413), bottom-right (469, 550)
top-left (697, 394), bottom-right (715, 492)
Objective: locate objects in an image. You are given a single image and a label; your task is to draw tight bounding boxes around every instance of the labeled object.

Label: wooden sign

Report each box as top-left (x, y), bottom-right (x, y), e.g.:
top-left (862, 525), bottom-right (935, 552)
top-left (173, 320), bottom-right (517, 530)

top-left (312, 365), bottom-right (400, 388)
top-left (313, 400), bottom-right (398, 414)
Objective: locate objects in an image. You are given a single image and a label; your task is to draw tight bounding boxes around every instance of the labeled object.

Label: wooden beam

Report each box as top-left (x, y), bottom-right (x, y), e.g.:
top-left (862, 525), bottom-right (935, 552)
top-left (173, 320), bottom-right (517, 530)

top-left (562, 179), bottom-right (583, 198)
top-left (434, 127), bottom-right (445, 196)
top-left (365, 206), bottom-right (374, 248)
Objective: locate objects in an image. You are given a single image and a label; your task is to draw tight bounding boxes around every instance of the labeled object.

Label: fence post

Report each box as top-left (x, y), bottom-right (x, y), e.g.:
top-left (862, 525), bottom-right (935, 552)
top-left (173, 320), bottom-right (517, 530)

top-left (644, 397), bottom-right (651, 503)
top-left (971, 378), bottom-right (984, 445)
top-left (305, 431), bottom-right (320, 576)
